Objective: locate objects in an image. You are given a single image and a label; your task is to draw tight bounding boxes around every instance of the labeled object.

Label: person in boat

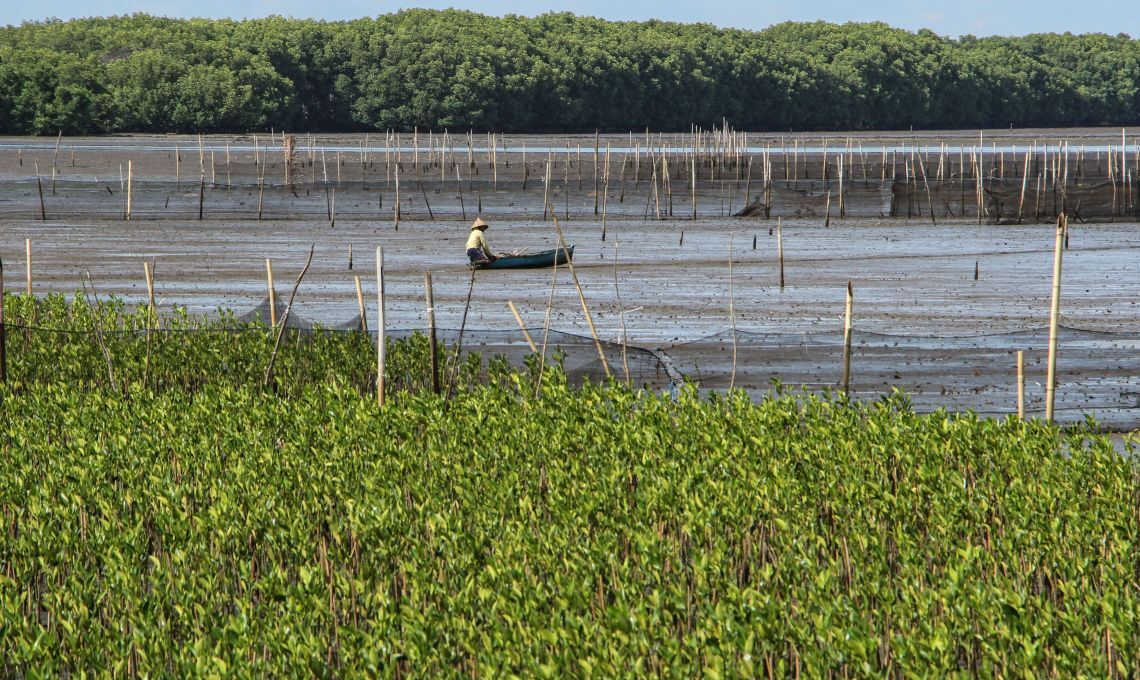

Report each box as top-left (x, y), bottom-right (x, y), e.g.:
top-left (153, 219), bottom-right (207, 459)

top-left (465, 217), bottom-right (498, 265)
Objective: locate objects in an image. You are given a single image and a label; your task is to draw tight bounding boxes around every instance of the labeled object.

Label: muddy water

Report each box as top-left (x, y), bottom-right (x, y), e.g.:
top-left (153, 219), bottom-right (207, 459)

top-left (1, 133), bottom-right (1138, 429)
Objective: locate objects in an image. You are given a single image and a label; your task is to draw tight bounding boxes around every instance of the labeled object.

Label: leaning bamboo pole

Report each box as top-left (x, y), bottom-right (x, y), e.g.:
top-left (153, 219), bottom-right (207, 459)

top-left (549, 207), bottom-right (611, 379)
top-left (507, 300), bottom-right (538, 353)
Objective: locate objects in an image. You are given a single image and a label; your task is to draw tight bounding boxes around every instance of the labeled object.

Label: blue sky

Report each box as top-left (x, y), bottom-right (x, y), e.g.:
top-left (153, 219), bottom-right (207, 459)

top-left (5, 1), bottom-right (1134, 37)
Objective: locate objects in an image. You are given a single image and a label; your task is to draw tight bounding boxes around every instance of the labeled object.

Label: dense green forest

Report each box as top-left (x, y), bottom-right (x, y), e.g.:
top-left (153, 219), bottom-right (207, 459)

top-left (0, 10), bottom-right (1137, 134)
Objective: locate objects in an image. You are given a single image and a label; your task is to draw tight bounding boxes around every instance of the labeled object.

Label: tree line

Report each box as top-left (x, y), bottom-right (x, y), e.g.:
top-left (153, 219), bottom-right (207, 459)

top-left (0, 10), bottom-right (1137, 134)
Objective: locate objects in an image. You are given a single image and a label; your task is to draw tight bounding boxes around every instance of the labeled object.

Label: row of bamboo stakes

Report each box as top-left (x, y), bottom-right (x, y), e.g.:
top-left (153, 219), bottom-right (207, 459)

top-left (2, 213), bottom-right (1073, 417)
top-left (20, 132), bottom-right (1138, 227)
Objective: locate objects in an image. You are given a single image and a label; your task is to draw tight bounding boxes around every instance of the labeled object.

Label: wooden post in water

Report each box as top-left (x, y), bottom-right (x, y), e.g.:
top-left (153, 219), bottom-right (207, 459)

top-left (1045, 215), bottom-right (1065, 422)
top-left (354, 275), bottom-right (368, 333)
top-left (777, 217), bottom-right (785, 289)
top-left (593, 130), bottom-right (600, 215)
top-left (425, 271), bottom-right (439, 394)
top-left (144, 261), bottom-right (157, 328)
top-left (126, 160), bottom-right (133, 221)
top-left (376, 247), bottom-right (386, 406)
top-left (1016, 350), bottom-right (1025, 419)
top-left (550, 209), bottom-right (611, 379)
top-left (394, 164), bottom-right (401, 228)
top-left (691, 157), bottom-right (698, 220)
top-left (842, 282), bottom-right (853, 395)
top-left (25, 239), bottom-right (31, 296)
top-left (265, 259), bottom-right (277, 327)
top-left (507, 300), bottom-right (538, 353)
top-left (198, 175), bottom-right (205, 220)
top-left (35, 167), bottom-right (46, 221)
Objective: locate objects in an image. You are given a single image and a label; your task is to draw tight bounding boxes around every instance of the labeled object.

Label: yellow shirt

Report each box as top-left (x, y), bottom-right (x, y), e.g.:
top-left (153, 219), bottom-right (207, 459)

top-left (465, 229), bottom-right (491, 253)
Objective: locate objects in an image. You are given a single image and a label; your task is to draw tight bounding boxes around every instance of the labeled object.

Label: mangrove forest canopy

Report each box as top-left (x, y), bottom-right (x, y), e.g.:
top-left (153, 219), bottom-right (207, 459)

top-left (0, 10), bottom-right (1138, 134)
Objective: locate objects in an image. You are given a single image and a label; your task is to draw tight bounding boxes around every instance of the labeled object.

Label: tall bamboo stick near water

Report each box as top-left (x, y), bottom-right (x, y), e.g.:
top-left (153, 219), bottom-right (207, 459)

top-left (394, 163), bottom-right (401, 227)
top-left (265, 259), bottom-right (277, 327)
top-left (144, 261), bottom-right (157, 328)
top-left (1018, 151), bottom-right (1031, 223)
top-left (263, 246), bottom-right (314, 388)
top-left (728, 233), bottom-right (737, 391)
top-left (777, 217), bottom-right (785, 289)
top-left (126, 160), bottom-right (133, 220)
top-left (35, 164), bottom-right (46, 220)
top-left (549, 208), bottom-right (611, 379)
top-left (25, 239), bottom-right (31, 295)
top-left (376, 247), bottom-right (386, 406)
top-left (691, 157), bottom-right (698, 220)
top-left (1016, 350), bottom-right (1025, 419)
top-left (593, 130), bottom-right (600, 215)
top-left (1045, 215), bottom-right (1066, 421)
top-left (198, 176), bottom-right (205, 220)
top-left (842, 282), bottom-right (853, 395)
top-left (425, 271), bottom-right (439, 394)
top-left (507, 300), bottom-right (538, 353)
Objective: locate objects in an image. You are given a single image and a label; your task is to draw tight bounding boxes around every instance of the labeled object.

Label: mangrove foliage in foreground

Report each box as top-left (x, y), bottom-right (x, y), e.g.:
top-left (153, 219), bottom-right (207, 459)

top-left (0, 294), bottom-right (1138, 675)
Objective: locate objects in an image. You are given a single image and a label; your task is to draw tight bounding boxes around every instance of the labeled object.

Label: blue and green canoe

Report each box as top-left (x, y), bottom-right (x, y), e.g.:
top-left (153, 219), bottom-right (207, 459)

top-left (475, 245), bottom-right (574, 270)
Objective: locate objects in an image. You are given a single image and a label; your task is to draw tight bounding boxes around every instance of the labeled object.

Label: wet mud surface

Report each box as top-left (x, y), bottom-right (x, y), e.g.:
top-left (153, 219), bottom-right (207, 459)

top-left (2, 133), bottom-right (1138, 428)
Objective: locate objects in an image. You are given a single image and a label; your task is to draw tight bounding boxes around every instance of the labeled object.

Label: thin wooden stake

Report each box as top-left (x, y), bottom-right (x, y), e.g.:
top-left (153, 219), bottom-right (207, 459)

top-left (144, 260), bottom-right (158, 328)
top-left (550, 207), bottom-right (611, 379)
top-left (425, 271), bottom-right (439, 394)
top-left (36, 164), bottom-right (46, 220)
top-left (25, 239), bottom-right (31, 295)
top-left (1016, 350), bottom-right (1025, 419)
top-left (265, 259), bottom-right (277, 327)
top-left (842, 282), bottom-right (854, 395)
top-left (1045, 215), bottom-right (1066, 421)
top-left (376, 246), bottom-right (386, 406)
top-left (777, 217), bottom-right (785, 289)
top-left (264, 246), bottom-right (315, 387)
top-left (354, 275), bottom-right (368, 333)
top-left (508, 300), bottom-right (538, 353)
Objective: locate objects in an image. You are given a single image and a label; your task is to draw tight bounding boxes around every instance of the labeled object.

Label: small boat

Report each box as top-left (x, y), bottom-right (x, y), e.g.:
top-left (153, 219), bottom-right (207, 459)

top-left (475, 245), bottom-right (574, 270)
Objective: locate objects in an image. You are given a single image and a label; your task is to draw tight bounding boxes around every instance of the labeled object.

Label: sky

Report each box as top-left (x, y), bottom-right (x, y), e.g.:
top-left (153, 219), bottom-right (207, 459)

top-left (4, 1), bottom-right (1135, 37)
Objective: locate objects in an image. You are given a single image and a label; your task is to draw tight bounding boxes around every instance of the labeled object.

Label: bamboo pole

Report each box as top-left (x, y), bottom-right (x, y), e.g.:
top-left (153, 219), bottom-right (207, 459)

top-left (25, 239), bottom-right (31, 296)
top-left (550, 208), bottom-right (611, 379)
top-left (355, 275), bottom-right (368, 333)
top-left (376, 247), bottom-right (386, 406)
top-left (126, 160), bottom-right (133, 220)
top-left (263, 246), bottom-right (315, 387)
top-left (542, 159), bottom-right (550, 221)
top-left (144, 261), bottom-right (157, 328)
top-left (455, 164), bottom-right (466, 220)
top-left (36, 167), bottom-right (46, 221)
top-left (728, 233), bottom-right (737, 391)
top-left (777, 217), bottom-right (785, 289)
top-left (394, 163), bottom-right (401, 228)
top-left (842, 282), bottom-right (853, 395)
top-left (1016, 350), bottom-right (1025, 419)
top-left (198, 175), bottom-right (205, 220)
top-left (265, 259), bottom-right (277, 327)
top-left (1045, 215), bottom-right (1066, 421)
top-left (507, 300), bottom-right (538, 353)
top-left (425, 271), bottom-right (439, 394)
